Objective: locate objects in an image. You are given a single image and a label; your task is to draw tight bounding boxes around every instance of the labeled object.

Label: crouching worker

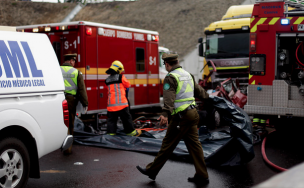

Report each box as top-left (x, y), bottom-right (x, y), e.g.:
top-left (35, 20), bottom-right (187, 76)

top-left (105, 60), bottom-right (141, 137)
top-left (136, 53), bottom-right (209, 185)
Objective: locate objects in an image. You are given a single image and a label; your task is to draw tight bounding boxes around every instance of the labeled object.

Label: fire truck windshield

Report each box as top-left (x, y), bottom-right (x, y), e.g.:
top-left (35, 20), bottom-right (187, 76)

top-left (206, 33), bottom-right (249, 59)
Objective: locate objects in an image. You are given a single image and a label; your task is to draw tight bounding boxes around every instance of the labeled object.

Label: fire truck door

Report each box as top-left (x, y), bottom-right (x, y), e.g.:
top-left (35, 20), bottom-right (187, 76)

top-left (49, 35), bottom-right (63, 65)
top-left (134, 42), bottom-right (148, 105)
top-left (147, 43), bottom-right (160, 104)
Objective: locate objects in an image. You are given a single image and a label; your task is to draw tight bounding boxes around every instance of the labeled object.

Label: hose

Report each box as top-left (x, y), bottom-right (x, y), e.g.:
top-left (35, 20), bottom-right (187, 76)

top-left (133, 116), bottom-right (145, 122)
top-left (261, 130), bottom-right (287, 172)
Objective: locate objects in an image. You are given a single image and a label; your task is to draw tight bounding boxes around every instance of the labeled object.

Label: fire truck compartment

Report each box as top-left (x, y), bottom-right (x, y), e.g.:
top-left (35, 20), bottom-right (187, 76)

top-left (245, 33), bottom-right (304, 117)
top-left (245, 80), bottom-right (304, 117)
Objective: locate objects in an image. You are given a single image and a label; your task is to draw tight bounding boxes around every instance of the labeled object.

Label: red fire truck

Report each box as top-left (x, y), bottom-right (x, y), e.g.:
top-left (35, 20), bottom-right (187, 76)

top-left (16, 21), bottom-right (161, 117)
top-left (244, 0), bottom-right (304, 126)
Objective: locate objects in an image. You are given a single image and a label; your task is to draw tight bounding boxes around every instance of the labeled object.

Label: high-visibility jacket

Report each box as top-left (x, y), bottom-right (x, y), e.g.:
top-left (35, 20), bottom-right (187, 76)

top-left (105, 74), bottom-right (130, 112)
top-left (61, 66), bottom-right (79, 95)
top-left (169, 68), bottom-right (196, 115)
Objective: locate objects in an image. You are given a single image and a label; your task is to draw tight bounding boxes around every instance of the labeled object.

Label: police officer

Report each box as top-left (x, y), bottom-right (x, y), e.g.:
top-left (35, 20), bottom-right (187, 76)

top-left (136, 54), bottom-right (209, 185)
top-left (105, 60), bottom-right (141, 136)
top-left (61, 54), bottom-right (88, 154)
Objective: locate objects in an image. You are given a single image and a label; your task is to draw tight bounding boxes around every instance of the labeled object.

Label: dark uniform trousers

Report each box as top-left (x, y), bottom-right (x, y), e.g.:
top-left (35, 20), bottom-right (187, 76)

top-left (65, 94), bottom-right (78, 136)
top-left (146, 108), bottom-right (208, 179)
top-left (107, 107), bottom-right (135, 134)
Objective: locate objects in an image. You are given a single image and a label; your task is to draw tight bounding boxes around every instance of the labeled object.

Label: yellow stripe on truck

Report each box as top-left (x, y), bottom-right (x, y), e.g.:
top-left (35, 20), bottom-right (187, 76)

top-left (249, 74), bottom-right (253, 80)
top-left (77, 68), bottom-right (108, 74)
top-left (209, 66), bottom-right (249, 70)
top-left (269, 17), bottom-right (280, 25)
top-left (251, 18), bottom-right (267, 32)
top-left (294, 17), bottom-right (304, 24)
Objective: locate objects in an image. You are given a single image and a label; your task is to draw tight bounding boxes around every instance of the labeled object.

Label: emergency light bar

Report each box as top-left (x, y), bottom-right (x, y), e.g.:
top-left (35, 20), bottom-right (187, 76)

top-left (281, 19), bottom-right (290, 25)
top-left (45, 27), bottom-right (51, 32)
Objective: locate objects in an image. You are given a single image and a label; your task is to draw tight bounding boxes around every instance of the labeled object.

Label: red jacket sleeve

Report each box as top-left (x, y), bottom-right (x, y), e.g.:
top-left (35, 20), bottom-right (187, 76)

top-left (122, 75), bottom-right (130, 88)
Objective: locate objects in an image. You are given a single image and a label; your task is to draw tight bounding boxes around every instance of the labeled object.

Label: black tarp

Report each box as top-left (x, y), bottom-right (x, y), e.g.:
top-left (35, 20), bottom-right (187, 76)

top-left (74, 96), bottom-right (254, 166)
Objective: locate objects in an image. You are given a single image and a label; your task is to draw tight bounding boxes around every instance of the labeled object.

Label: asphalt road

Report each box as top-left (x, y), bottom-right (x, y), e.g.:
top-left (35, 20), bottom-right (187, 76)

top-left (25, 140), bottom-right (283, 188)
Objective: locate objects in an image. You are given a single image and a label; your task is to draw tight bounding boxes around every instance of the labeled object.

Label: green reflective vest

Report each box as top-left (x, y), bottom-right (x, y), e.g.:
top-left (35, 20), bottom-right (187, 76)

top-left (169, 68), bottom-right (196, 115)
top-left (61, 66), bottom-right (78, 95)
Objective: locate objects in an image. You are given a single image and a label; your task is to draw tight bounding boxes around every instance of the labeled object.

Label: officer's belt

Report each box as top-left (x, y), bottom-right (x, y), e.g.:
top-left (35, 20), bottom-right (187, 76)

top-left (186, 105), bottom-right (196, 111)
top-left (65, 93), bottom-right (77, 99)
top-left (176, 105), bottom-right (196, 118)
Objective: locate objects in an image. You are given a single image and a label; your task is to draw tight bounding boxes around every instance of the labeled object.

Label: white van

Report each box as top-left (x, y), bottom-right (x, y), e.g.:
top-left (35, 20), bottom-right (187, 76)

top-left (0, 27), bottom-right (72, 188)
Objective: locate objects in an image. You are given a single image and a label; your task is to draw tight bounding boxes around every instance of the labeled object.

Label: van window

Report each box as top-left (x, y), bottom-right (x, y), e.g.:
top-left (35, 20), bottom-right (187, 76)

top-left (136, 48), bottom-right (145, 72)
top-left (52, 42), bottom-right (61, 65)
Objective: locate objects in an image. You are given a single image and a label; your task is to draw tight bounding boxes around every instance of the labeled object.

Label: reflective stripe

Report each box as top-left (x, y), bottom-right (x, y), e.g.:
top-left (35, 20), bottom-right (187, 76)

top-left (62, 73), bottom-right (75, 78)
top-left (114, 83), bottom-right (118, 105)
top-left (108, 88), bottom-right (111, 105)
top-left (294, 17), bottom-right (304, 24)
top-left (108, 102), bottom-right (128, 107)
top-left (260, 119), bottom-right (266, 123)
top-left (117, 84), bottom-right (122, 104)
top-left (126, 130), bottom-right (137, 136)
top-left (253, 118), bottom-right (260, 123)
top-left (251, 17), bottom-right (267, 33)
top-left (269, 17), bottom-right (280, 25)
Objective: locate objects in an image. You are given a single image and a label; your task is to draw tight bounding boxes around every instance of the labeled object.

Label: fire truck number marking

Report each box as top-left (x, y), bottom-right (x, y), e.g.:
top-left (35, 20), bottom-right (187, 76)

top-left (149, 56), bottom-right (156, 65)
top-left (64, 40), bottom-right (77, 50)
top-left (298, 24), bottom-right (304, 31)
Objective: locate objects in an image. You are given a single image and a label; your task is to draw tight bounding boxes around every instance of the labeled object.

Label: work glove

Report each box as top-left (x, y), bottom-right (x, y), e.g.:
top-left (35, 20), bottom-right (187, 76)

top-left (84, 106), bottom-right (88, 114)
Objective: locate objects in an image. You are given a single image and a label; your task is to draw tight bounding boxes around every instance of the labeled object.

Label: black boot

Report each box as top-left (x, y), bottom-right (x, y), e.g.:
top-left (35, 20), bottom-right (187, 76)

top-left (136, 166), bottom-right (156, 180)
top-left (188, 176), bottom-right (209, 185)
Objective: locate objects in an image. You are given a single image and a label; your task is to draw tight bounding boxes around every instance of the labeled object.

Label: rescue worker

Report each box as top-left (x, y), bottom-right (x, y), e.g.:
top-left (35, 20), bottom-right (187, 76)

top-left (136, 54), bottom-right (210, 185)
top-left (105, 60), bottom-right (141, 136)
top-left (61, 54), bottom-right (88, 154)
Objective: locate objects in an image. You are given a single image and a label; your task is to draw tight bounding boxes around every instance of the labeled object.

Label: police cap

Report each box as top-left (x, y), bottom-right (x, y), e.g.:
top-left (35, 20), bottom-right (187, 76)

top-left (162, 53), bottom-right (178, 63)
top-left (64, 53), bottom-right (77, 62)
